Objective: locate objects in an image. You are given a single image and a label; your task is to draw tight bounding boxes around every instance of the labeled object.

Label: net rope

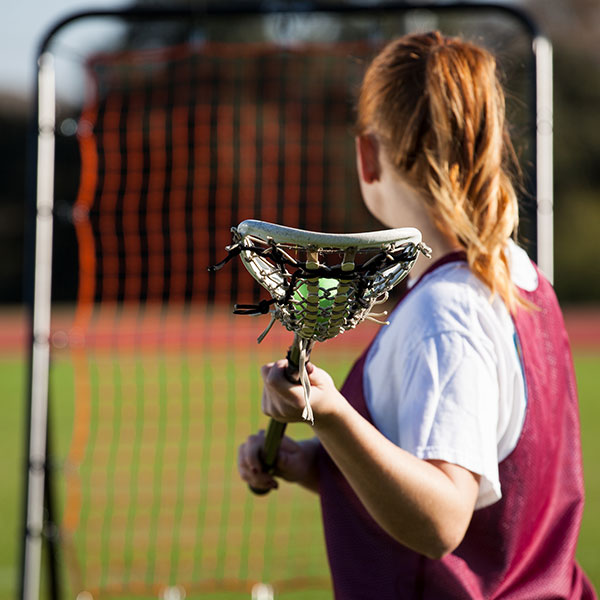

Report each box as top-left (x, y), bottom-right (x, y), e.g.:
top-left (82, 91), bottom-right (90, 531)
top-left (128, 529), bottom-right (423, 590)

top-left (219, 229), bottom-right (431, 344)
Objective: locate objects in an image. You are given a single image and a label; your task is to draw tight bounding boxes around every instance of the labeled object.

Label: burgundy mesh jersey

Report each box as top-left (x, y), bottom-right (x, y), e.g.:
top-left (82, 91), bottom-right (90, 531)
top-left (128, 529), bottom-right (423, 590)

top-left (318, 258), bottom-right (596, 599)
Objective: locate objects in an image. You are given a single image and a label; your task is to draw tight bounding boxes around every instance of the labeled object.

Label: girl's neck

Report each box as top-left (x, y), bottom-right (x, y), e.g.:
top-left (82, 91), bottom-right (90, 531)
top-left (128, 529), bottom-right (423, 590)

top-left (358, 137), bottom-right (462, 279)
top-left (409, 223), bottom-right (460, 281)
top-left (384, 174), bottom-right (461, 281)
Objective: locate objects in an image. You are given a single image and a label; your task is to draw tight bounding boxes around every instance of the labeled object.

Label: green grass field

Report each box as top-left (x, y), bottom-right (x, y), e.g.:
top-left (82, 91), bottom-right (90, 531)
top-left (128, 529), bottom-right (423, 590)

top-left (574, 354), bottom-right (600, 583)
top-left (1, 349), bottom-right (599, 600)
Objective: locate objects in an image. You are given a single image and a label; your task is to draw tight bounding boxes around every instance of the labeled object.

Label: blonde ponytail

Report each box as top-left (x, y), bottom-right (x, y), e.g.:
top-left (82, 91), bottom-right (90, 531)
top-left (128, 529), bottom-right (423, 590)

top-left (357, 31), bottom-right (525, 312)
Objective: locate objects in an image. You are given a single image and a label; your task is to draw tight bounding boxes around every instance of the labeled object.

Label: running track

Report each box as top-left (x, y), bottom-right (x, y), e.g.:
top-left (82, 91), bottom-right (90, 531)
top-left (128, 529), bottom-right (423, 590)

top-left (0, 306), bottom-right (598, 353)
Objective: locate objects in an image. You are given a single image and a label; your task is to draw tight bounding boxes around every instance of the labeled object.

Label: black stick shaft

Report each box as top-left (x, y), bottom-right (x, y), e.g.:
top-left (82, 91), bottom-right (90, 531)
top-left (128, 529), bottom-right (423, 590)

top-left (250, 335), bottom-right (310, 495)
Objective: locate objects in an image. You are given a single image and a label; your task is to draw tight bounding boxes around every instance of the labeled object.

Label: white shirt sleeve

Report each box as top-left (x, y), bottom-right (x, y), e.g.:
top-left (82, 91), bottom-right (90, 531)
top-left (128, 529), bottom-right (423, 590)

top-left (363, 261), bottom-right (528, 510)
top-left (395, 331), bottom-right (502, 509)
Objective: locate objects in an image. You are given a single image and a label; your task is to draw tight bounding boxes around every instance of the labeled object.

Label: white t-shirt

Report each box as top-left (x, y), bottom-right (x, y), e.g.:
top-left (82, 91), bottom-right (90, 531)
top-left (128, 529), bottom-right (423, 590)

top-left (363, 241), bottom-right (538, 509)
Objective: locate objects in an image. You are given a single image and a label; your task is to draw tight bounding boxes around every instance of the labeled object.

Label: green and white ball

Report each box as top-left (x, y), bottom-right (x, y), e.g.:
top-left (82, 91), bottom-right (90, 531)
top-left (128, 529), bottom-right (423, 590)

top-left (293, 277), bottom-right (339, 323)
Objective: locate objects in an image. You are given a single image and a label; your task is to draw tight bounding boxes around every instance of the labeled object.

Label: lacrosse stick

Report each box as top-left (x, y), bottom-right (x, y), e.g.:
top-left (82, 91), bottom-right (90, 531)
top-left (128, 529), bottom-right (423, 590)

top-left (210, 219), bottom-right (431, 494)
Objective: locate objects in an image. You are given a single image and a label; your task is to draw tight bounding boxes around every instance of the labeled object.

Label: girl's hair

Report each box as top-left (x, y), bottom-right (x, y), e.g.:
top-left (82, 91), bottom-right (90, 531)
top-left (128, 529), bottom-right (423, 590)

top-left (357, 31), bottom-right (524, 311)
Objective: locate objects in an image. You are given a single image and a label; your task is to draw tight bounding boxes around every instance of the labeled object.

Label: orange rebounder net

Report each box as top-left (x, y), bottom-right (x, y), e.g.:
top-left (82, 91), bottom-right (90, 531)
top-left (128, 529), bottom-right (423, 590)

top-left (35, 8), bottom-right (538, 599)
top-left (58, 37), bottom-right (382, 599)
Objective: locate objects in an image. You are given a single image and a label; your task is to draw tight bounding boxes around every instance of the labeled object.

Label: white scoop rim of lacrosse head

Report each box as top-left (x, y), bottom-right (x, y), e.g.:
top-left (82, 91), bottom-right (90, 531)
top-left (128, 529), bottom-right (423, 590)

top-left (236, 219), bottom-right (423, 249)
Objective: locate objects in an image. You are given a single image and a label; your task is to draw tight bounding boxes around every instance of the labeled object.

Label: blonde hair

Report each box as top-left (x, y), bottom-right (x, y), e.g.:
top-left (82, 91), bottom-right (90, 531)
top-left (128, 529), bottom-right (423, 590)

top-left (357, 31), bottom-right (524, 312)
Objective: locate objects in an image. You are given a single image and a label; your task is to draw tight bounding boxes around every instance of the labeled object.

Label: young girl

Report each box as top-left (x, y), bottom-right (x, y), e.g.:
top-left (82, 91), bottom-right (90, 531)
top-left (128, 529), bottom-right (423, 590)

top-left (238, 31), bottom-right (596, 599)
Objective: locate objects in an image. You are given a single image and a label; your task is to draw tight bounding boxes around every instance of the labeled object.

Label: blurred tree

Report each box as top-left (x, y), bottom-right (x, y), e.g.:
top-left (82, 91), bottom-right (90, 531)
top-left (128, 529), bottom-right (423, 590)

top-left (0, 96), bottom-right (28, 303)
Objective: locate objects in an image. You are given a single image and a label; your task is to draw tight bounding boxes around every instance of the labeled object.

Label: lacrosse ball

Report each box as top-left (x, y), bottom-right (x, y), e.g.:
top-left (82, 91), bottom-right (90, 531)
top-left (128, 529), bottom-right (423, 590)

top-left (294, 278), bottom-right (338, 322)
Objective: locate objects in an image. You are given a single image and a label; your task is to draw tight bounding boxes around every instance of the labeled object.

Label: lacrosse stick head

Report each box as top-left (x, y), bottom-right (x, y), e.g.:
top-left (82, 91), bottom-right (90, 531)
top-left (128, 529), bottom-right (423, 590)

top-left (230, 219), bottom-right (431, 343)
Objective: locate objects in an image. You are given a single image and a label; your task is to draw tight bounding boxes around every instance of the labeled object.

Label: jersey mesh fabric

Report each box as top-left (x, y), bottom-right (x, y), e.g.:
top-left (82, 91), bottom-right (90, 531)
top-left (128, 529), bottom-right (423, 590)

top-left (317, 258), bottom-right (596, 599)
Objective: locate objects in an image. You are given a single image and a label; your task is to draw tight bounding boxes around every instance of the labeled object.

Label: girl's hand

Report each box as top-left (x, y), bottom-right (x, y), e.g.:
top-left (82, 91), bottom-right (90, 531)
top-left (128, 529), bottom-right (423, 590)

top-left (261, 360), bottom-right (342, 423)
top-left (237, 432), bottom-right (320, 493)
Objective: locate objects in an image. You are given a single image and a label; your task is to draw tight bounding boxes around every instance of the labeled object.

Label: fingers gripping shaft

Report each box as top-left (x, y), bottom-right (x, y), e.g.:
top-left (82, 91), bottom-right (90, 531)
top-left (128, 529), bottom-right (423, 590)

top-left (249, 336), bottom-right (313, 495)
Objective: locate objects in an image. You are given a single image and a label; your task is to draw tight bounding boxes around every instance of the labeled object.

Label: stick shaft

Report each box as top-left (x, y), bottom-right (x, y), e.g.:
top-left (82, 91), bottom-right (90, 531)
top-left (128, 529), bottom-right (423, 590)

top-left (250, 335), bottom-right (309, 495)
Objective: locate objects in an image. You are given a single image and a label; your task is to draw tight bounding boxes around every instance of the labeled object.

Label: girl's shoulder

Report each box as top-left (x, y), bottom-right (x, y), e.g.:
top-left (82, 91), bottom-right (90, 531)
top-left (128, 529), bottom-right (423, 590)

top-left (401, 240), bottom-right (537, 332)
top-left (505, 240), bottom-right (538, 292)
top-left (400, 261), bottom-right (490, 332)
top-left (384, 260), bottom-right (511, 360)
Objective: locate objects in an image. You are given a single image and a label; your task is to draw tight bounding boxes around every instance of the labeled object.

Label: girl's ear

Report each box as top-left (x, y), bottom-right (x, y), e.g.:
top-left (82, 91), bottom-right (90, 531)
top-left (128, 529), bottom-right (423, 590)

top-left (356, 134), bottom-right (381, 184)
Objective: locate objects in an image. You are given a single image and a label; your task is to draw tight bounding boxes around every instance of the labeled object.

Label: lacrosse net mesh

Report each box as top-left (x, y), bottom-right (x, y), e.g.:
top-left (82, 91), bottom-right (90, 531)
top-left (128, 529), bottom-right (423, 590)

top-left (233, 231), bottom-right (431, 342)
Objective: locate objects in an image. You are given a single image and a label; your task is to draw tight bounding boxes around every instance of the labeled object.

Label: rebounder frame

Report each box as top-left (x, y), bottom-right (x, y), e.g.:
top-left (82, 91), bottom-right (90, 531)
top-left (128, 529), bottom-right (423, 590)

top-left (22, 4), bottom-right (552, 599)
